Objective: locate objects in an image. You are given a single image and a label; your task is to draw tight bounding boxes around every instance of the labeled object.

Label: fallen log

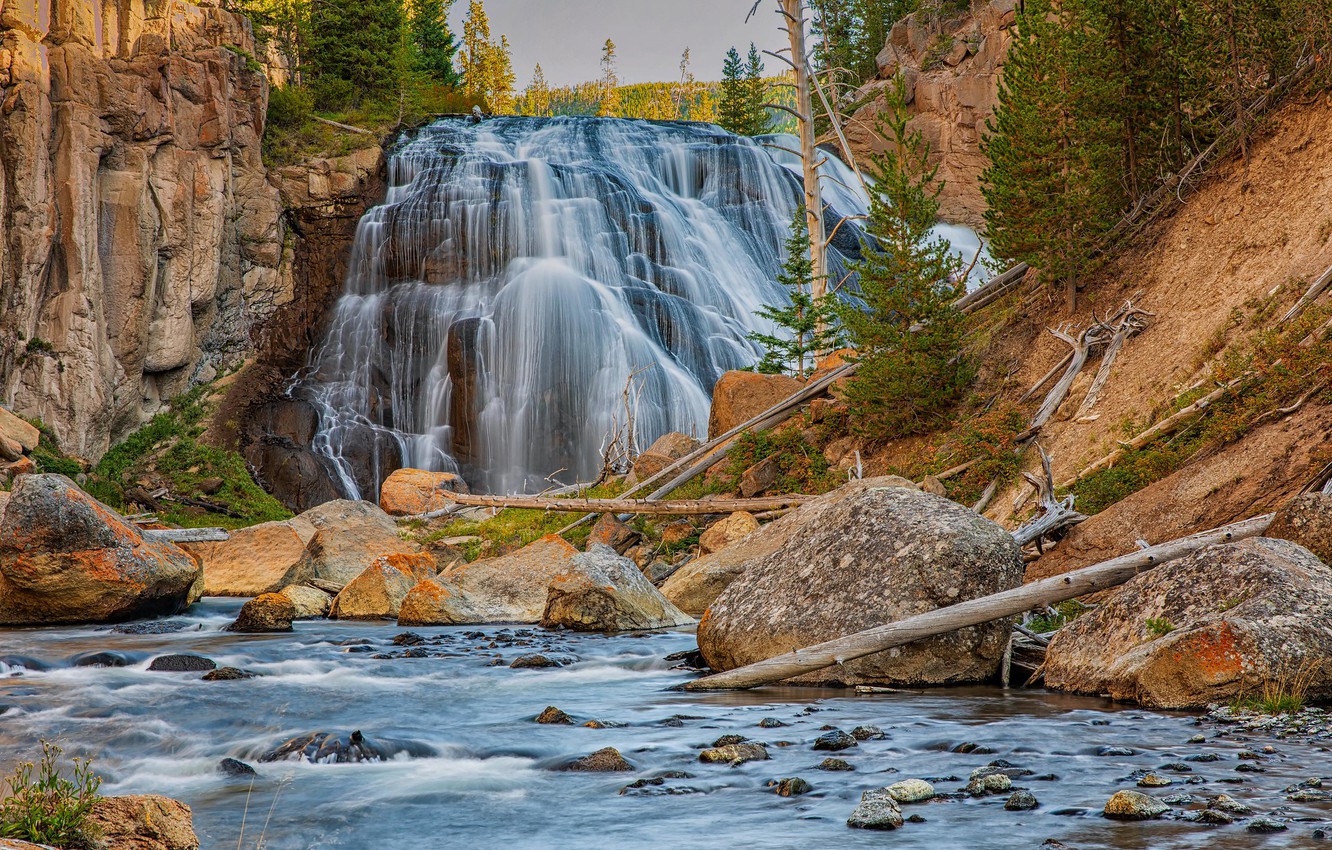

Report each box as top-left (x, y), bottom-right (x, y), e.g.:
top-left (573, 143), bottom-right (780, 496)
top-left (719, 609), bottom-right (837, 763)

top-left (1073, 305), bottom-right (1153, 419)
top-left (1028, 324), bottom-right (1110, 432)
top-left (1280, 264), bottom-right (1332, 325)
top-left (1011, 445), bottom-right (1087, 548)
top-left (682, 513), bottom-right (1273, 691)
top-left (143, 528), bottom-right (230, 543)
top-left (433, 491), bottom-right (811, 515)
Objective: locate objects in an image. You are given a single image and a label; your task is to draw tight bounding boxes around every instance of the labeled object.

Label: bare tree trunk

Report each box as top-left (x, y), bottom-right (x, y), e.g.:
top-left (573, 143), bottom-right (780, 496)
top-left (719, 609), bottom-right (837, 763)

top-left (782, 0), bottom-right (827, 292)
top-left (424, 492), bottom-right (812, 515)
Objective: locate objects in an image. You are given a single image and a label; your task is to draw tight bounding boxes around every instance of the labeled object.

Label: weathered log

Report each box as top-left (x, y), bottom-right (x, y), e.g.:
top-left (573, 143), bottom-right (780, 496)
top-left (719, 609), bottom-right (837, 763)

top-left (1011, 445), bottom-right (1087, 547)
top-left (310, 115), bottom-right (375, 136)
top-left (1280, 264), bottom-right (1332, 324)
top-left (1073, 306), bottom-right (1153, 419)
top-left (1018, 351), bottom-right (1074, 405)
top-left (683, 513), bottom-right (1273, 690)
top-left (433, 491), bottom-right (811, 515)
top-left (955, 263), bottom-right (1030, 314)
top-left (142, 528), bottom-right (230, 543)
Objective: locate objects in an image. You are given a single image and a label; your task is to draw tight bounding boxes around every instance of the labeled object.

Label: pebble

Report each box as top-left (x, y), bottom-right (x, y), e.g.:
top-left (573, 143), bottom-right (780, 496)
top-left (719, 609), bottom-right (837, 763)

top-left (812, 730), bottom-right (857, 752)
top-left (1103, 790), bottom-right (1170, 820)
top-left (886, 779), bottom-right (935, 803)
top-left (847, 788), bottom-right (904, 830)
top-left (1005, 790), bottom-right (1038, 811)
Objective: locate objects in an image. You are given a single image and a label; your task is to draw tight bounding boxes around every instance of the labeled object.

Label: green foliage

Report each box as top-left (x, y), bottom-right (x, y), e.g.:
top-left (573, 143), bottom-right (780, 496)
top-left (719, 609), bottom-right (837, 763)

top-left (267, 84), bottom-right (315, 129)
top-left (724, 424), bottom-right (844, 496)
top-left (1145, 617), bottom-right (1175, 637)
top-left (460, 0), bottom-right (516, 112)
top-left (810, 0), bottom-right (918, 88)
top-left (0, 741), bottom-right (102, 850)
top-left (836, 78), bottom-right (972, 439)
top-left (717, 44), bottom-right (771, 136)
top-left (408, 0), bottom-right (461, 86)
top-left (306, 0), bottom-right (407, 103)
top-left (1027, 600), bottom-right (1089, 633)
top-left (748, 207), bottom-right (841, 378)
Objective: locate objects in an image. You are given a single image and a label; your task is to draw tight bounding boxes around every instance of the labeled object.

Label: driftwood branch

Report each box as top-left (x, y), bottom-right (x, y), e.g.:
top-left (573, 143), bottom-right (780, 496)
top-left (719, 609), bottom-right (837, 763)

top-left (433, 491), bottom-right (811, 516)
top-left (683, 513), bottom-right (1274, 690)
top-left (1028, 324), bottom-right (1109, 432)
top-left (1011, 445), bottom-right (1087, 548)
top-left (310, 115), bottom-right (375, 136)
top-left (1281, 264), bottom-right (1332, 324)
top-left (1073, 305), bottom-right (1153, 418)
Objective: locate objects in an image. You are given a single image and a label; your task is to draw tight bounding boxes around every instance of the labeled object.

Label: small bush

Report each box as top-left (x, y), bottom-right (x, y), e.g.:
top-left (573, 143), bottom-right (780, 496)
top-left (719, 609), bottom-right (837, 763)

top-left (1145, 617), bottom-right (1175, 637)
top-left (724, 425), bottom-right (843, 496)
top-left (310, 76), bottom-right (357, 112)
top-left (267, 85), bottom-right (315, 130)
top-left (1232, 659), bottom-right (1320, 716)
top-left (0, 740), bottom-right (102, 850)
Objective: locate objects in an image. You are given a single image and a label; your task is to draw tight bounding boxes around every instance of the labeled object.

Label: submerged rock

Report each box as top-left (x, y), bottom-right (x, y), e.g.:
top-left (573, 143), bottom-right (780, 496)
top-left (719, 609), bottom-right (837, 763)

top-left (817, 758), bottom-right (856, 771)
top-left (218, 758), bottom-right (257, 778)
top-left (147, 654), bottom-right (216, 673)
top-left (202, 667), bottom-right (255, 681)
top-left (847, 788), bottom-right (904, 830)
top-left (698, 485), bottom-right (1023, 686)
top-left (260, 730), bottom-right (413, 764)
top-left (0, 475), bottom-right (201, 625)
top-left (534, 706), bottom-right (574, 724)
top-left (1046, 538), bottom-right (1332, 708)
top-left (541, 545), bottom-right (694, 632)
top-left (558, 747), bottom-right (634, 772)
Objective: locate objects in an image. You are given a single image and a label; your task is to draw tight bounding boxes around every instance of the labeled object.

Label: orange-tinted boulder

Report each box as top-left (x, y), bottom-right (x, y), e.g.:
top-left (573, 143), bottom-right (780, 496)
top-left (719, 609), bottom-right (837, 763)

top-left (378, 468), bottom-right (469, 516)
top-left (398, 535), bottom-right (579, 625)
top-left (331, 552), bottom-right (438, 620)
top-left (707, 371), bottom-right (803, 439)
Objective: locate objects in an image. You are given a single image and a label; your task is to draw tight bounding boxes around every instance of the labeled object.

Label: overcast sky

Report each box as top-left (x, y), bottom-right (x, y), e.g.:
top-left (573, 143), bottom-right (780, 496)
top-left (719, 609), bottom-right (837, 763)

top-left (448, 1), bottom-right (789, 87)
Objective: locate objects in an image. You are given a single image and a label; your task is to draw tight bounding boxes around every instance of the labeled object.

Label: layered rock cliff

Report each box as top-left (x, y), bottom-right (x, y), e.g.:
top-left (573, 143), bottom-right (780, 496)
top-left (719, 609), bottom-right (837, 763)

top-left (844, 0), bottom-right (1014, 227)
top-left (0, 0), bottom-right (285, 459)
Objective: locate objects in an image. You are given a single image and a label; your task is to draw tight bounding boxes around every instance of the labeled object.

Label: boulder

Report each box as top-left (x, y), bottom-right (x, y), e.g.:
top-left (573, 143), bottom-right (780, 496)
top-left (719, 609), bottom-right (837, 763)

top-left (1103, 790), bottom-right (1169, 820)
top-left (279, 584), bottom-right (334, 619)
top-left (331, 553), bottom-right (438, 620)
top-left (558, 747), bottom-right (634, 772)
top-left (707, 371), bottom-right (803, 439)
top-left (847, 788), bottom-right (904, 830)
top-left (0, 407), bottom-right (39, 453)
top-left (284, 501), bottom-right (421, 590)
top-left (0, 491), bottom-right (9, 525)
top-left (739, 456), bottom-right (780, 497)
top-left (541, 545), bottom-right (695, 632)
top-left (1045, 538), bottom-right (1332, 709)
top-left (182, 520), bottom-right (309, 597)
top-left (631, 432), bottom-right (700, 480)
top-left (697, 486), bottom-right (1023, 686)
top-left (378, 468), bottom-right (469, 516)
top-left (397, 535), bottom-right (579, 626)
top-left (661, 476), bottom-right (918, 616)
top-left (587, 513), bottom-right (641, 554)
top-left (227, 593), bottom-right (295, 632)
top-left (0, 475), bottom-right (201, 625)
top-left (699, 511), bottom-right (759, 555)
top-left (1268, 493), bottom-right (1332, 564)
top-left (90, 795), bottom-right (199, 850)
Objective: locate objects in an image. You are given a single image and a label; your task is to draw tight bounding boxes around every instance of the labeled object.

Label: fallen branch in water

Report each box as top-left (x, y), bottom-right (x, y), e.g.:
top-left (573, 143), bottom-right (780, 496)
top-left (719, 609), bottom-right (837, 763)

top-left (683, 513), bottom-right (1273, 691)
top-left (432, 491), bottom-right (812, 515)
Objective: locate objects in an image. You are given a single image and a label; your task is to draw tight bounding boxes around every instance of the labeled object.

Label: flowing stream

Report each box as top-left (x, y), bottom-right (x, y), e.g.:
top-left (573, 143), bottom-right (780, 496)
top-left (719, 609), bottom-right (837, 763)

top-left (1, 602), bottom-right (1328, 849)
top-left (297, 117), bottom-right (985, 499)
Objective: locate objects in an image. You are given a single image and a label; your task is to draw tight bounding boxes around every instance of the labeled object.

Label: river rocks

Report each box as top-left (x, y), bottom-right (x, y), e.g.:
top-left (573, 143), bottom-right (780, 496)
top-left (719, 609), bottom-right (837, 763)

top-left (331, 553), bottom-right (438, 620)
top-left (888, 779), bottom-right (935, 803)
top-left (148, 654), bottom-right (216, 673)
top-left (707, 371), bottom-right (804, 439)
top-left (227, 593), bottom-right (295, 632)
top-left (261, 730), bottom-right (398, 764)
top-left (697, 485), bottom-right (1023, 686)
top-left (535, 706), bottom-right (574, 724)
top-left (813, 730), bottom-right (858, 751)
top-left (218, 758), bottom-right (257, 777)
top-left (1005, 790), bottom-right (1039, 810)
top-left (661, 475), bottom-right (917, 615)
top-left (1045, 538), bottom-right (1332, 709)
top-left (559, 747), bottom-right (635, 772)
top-left (818, 758), bottom-right (856, 771)
top-left (847, 788), bottom-right (904, 830)
top-left (699, 512), bottom-right (759, 555)
top-left (774, 777), bottom-right (812, 797)
top-left (1103, 790), bottom-right (1170, 820)
top-left (279, 584), bottom-right (334, 619)
top-left (541, 545), bottom-right (694, 632)
top-left (0, 475), bottom-right (202, 625)
top-left (183, 520), bottom-right (311, 596)
top-left (967, 774), bottom-right (1011, 796)
top-left (378, 468), bottom-right (469, 516)
top-left (285, 501), bottom-right (421, 590)
top-left (398, 535), bottom-right (580, 625)
top-left (203, 667), bottom-right (255, 681)
top-left (1268, 493), bottom-right (1332, 564)
top-left (588, 513), bottom-right (641, 554)
top-left (90, 795), bottom-right (200, 850)
top-left (698, 743), bottom-right (769, 765)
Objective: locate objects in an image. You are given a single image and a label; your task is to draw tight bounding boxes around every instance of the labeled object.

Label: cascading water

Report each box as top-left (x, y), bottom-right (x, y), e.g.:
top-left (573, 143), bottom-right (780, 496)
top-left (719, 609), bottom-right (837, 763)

top-left (300, 116), bottom-right (980, 497)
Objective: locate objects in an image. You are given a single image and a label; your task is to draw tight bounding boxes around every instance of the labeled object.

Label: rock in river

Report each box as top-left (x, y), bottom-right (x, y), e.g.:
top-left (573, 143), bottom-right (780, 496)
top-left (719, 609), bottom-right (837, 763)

top-left (541, 545), bottom-right (694, 632)
top-left (331, 552), bottom-right (438, 620)
top-left (697, 485), bottom-right (1024, 686)
top-left (1104, 790), bottom-right (1170, 820)
top-left (699, 743), bottom-right (769, 765)
top-left (0, 474), bottom-right (201, 625)
top-left (1046, 538), bottom-right (1332, 708)
top-left (260, 730), bottom-right (418, 764)
top-left (227, 593), bottom-right (295, 633)
top-left (147, 654), bottom-right (216, 673)
top-left (847, 788), bottom-right (904, 830)
top-left (558, 747), bottom-right (635, 772)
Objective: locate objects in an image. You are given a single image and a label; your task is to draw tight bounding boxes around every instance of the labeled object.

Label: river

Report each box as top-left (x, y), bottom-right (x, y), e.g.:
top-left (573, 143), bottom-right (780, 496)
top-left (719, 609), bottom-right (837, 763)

top-left (0, 600), bottom-right (1326, 849)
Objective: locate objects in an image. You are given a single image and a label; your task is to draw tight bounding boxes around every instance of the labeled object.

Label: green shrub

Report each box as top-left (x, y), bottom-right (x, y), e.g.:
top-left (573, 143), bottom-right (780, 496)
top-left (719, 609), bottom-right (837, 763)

top-left (1145, 617), bottom-right (1175, 637)
top-left (267, 85), bottom-right (315, 130)
top-left (0, 740), bottom-right (102, 850)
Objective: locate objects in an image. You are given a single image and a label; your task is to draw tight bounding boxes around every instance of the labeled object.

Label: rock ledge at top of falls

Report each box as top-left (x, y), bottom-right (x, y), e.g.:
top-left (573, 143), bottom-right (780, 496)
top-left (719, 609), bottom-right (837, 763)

top-left (1045, 537), bottom-right (1332, 709)
top-left (0, 474), bottom-right (202, 626)
top-left (696, 485), bottom-right (1023, 687)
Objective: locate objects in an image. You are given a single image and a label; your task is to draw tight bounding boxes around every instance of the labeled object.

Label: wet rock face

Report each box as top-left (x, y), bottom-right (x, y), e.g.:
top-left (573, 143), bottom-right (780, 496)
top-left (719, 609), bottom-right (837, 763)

top-left (697, 486), bottom-right (1023, 686)
top-left (0, 0), bottom-right (285, 460)
top-left (1045, 538), bottom-right (1332, 709)
top-left (0, 474), bottom-right (201, 625)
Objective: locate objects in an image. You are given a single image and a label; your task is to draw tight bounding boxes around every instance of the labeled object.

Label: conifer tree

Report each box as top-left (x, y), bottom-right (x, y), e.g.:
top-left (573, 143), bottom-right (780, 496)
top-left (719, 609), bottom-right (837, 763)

top-left (598, 38), bottom-right (621, 117)
top-left (306, 0), bottom-right (405, 101)
top-left (748, 208), bottom-right (841, 378)
top-left (744, 43), bottom-right (770, 135)
top-left (718, 47), bottom-right (750, 134)
top-left (407, 0), bottom-right (460, 86)
top-left (836, 78), bottom-right (972, 437)
top-left (460, 1), bottom-right (515, 113)
top-left (523, 63), bottom-right (552, 116)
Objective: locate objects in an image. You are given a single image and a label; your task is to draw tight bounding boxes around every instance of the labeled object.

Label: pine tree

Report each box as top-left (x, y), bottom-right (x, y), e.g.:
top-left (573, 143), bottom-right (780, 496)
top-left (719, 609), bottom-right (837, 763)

top-left (460, 1), bottom-right (515, 113)
top-left (489, 34), bottom-right (516, 113)
top-left (523, 63), bottom-right (552, 116)
top-left (407, 0), bottom-right (460, 86)
top-left (980, 0), bottom-right (1121, 311)
top-left (598, 38), bottom-right (621, 117)
top-left (718, 47), bottom-right (748, 134)
top-left (743, 43), bottom-right (770, 135)
top-left (306, 0), bottom-right (405, 101)
top-left (836, 78), bottom-right (972, 438)
top-left (748, 208), bottom-right (841, 378)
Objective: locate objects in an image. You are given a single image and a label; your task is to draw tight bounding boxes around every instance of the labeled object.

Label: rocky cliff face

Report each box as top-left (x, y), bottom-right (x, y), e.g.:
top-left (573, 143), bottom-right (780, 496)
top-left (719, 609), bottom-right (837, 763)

top-left (0, 0), bottom-right (286, 459)
top-left (845, 0), bottom-right (1015, 227)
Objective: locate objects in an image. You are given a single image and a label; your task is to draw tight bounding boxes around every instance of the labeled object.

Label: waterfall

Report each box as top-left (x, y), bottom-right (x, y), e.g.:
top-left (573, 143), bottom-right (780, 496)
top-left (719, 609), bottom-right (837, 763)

top-left (300, 116), bottom-right (976, 497)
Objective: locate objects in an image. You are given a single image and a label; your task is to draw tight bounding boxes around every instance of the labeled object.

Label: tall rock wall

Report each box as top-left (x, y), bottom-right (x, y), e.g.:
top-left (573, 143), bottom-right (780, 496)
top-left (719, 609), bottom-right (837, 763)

top-left (0, 0), bottom-right (286, 459)
top-left (844, 0), bottom-right (1015, 227)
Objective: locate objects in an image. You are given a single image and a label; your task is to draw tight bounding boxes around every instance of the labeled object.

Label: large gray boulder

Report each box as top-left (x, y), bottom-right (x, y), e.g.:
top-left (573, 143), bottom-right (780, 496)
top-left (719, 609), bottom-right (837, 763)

top-left (1268, 493), bottom-right (1332, 565)
top-left (661, 476), bottom-right (918, 615)
top-left (696, 486), bottom-right (1023, 686)
top-left (541, 545), bottom-right (694, 632)
top-left (0, 475), bottom-right (202, 625)
top-left (1045, 538), bottom-right (1332, 709)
